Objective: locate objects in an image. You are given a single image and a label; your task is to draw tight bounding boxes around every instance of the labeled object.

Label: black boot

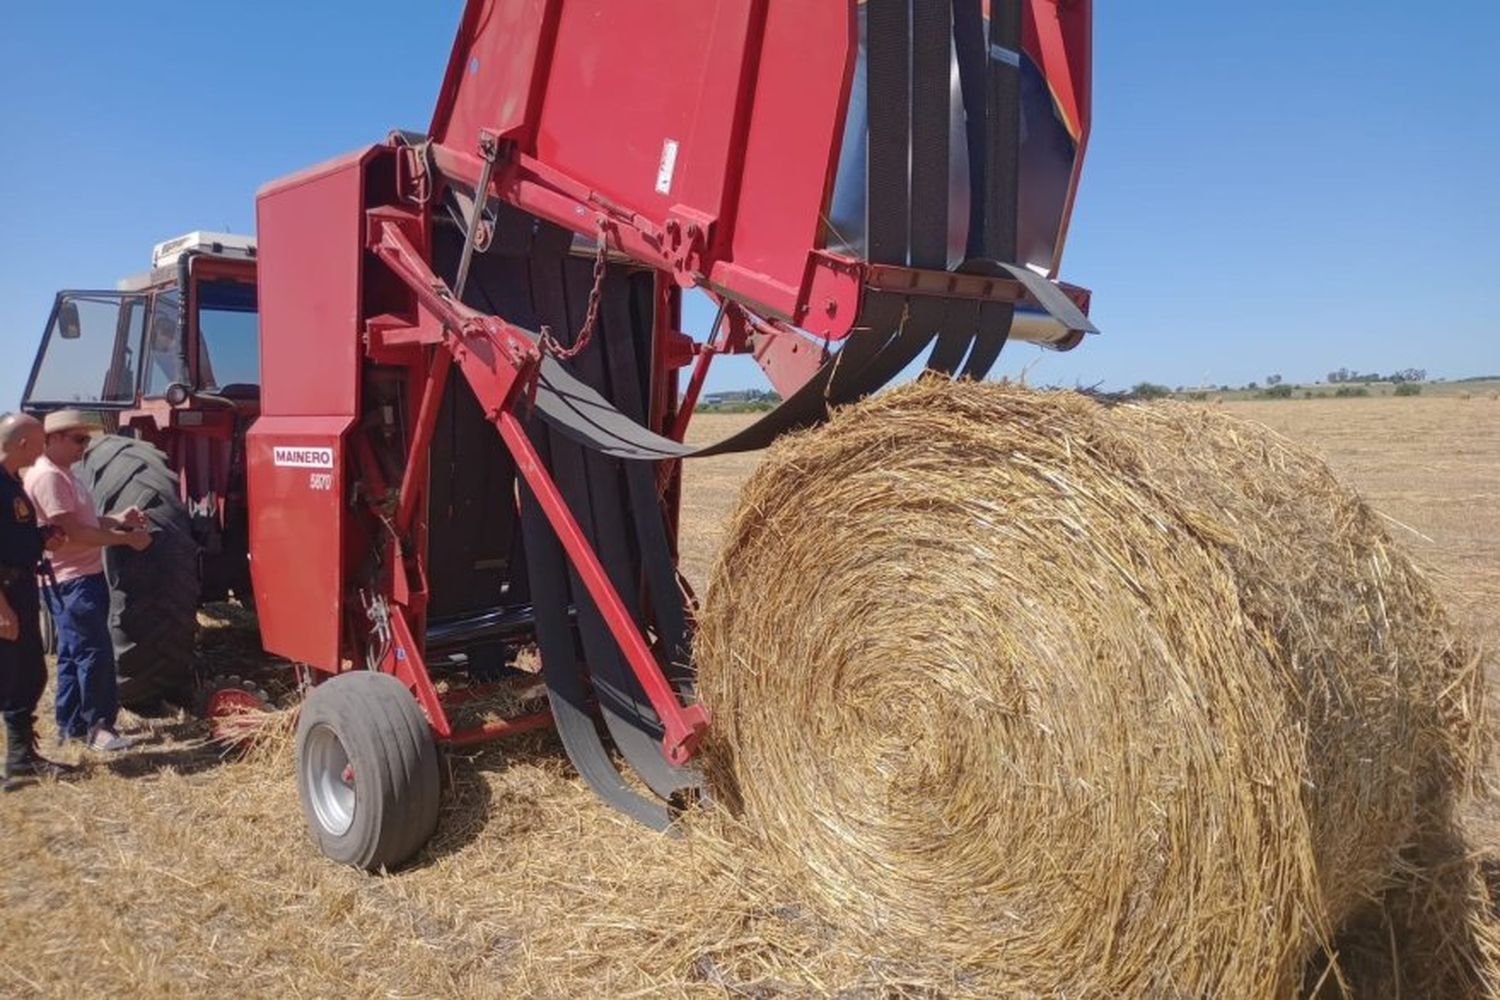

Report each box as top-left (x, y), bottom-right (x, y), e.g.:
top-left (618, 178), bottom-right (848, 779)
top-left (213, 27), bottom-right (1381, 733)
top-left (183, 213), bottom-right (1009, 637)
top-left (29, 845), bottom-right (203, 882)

top-left (3, 714), bottom-right (75, 789)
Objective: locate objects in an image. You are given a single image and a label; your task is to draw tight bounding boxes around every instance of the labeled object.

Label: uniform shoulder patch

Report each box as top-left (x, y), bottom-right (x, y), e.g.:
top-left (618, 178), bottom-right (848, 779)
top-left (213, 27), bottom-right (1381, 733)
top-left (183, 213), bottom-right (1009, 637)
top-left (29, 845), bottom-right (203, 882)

top-left (13, 496), bottom-right (33, 523)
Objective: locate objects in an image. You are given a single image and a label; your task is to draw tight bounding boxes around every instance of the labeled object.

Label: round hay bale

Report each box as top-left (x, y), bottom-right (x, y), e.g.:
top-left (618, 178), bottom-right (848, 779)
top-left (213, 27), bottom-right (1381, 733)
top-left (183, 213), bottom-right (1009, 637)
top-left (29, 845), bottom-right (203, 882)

top-left (694, 380), bottom-right (1494, 997)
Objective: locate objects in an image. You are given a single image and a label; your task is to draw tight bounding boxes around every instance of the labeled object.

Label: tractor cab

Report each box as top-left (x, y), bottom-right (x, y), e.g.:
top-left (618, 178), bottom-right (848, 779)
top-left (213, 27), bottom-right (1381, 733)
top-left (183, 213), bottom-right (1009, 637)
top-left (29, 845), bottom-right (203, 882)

top-left (23, 231), bottom-right (261, 420)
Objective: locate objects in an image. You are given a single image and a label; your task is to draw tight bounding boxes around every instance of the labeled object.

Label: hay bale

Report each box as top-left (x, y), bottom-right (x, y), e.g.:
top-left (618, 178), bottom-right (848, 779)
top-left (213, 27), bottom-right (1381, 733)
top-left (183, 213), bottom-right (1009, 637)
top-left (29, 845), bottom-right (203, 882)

top-left (694, 380), bottom-right (1495, 997)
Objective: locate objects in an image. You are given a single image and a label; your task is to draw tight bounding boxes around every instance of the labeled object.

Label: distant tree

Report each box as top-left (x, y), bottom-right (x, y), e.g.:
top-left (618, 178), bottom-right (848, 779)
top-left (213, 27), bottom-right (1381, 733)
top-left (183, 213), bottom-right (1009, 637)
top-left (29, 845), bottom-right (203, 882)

top-left (1130, 382), bottom-right (1173, 400)
top-left (1260, 384), bottom-right (1293, 399)
top-left (1394, 383), bottom-right (1422, 396)
top-left (1266, 374), bottom-right (1283, 386)
top-left (1247, 381), bottom-right (1259, 390)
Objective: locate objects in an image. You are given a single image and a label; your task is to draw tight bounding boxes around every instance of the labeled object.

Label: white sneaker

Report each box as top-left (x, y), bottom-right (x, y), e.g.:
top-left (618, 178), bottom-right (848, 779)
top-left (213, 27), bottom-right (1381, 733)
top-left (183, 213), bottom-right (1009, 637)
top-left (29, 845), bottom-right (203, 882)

top-left (86, 726), bottom-right (131, 753)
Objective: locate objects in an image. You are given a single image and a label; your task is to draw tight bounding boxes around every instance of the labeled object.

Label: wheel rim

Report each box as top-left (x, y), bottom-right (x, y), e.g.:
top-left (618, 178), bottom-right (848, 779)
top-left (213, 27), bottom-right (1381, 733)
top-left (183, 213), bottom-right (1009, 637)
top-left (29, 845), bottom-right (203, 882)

top-left (303, 723), bottom-right (355, 837)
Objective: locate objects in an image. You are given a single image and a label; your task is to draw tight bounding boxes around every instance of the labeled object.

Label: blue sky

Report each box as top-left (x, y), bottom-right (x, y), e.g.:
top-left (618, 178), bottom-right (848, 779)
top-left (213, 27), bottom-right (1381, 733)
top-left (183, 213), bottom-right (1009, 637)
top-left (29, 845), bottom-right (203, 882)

top-left (2, 1), bottom-right (1496, 409)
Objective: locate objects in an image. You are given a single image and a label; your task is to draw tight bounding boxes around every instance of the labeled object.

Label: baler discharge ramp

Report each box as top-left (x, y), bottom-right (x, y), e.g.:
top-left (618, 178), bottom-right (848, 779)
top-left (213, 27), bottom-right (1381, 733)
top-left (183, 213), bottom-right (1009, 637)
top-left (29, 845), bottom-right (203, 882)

top-left (252, 0), bottom-right (1096, 852)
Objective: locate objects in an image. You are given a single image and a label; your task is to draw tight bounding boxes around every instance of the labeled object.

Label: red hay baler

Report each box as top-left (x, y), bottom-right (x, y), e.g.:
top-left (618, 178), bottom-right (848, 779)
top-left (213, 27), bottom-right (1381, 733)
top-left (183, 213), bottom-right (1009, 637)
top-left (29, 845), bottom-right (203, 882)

top-left (249, 0), bottom-right (1095, 867)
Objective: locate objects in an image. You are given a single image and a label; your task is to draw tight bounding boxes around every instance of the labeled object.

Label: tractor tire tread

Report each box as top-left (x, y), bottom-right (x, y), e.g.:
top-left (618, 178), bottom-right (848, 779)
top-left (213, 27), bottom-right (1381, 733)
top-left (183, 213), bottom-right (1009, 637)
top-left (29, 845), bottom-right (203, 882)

top-left (75, 435), bottom-right (200, 708)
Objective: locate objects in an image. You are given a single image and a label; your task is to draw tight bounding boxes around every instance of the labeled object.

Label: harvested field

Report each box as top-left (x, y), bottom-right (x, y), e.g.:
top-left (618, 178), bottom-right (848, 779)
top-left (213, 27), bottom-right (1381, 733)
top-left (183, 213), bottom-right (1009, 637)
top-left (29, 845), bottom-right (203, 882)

top-left (1, 392), bottom-right (1495, 998)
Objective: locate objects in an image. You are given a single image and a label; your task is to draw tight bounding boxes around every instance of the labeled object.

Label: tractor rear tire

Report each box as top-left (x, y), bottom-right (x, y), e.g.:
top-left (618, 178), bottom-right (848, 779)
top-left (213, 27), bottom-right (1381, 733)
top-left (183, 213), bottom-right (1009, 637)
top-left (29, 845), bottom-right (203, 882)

top-left (294, 671), bottom-right (441, 871)
top-left (76, 435), bottom-right (201, 709)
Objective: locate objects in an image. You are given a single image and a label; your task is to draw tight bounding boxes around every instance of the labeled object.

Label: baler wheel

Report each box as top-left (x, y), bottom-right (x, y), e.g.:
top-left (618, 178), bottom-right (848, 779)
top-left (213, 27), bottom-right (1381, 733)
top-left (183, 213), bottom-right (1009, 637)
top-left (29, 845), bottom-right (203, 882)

top-left (76, 435), bottom-right (201, 709)
top-left (294, 671), bottom-right (440, 871)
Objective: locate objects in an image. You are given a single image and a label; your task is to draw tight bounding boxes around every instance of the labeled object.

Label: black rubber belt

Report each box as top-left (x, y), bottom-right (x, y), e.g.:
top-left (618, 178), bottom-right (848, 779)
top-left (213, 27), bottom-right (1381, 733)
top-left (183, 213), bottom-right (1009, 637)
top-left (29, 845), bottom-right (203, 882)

top-left (962, 0), bottom-right (1024, 379)
top-left (517, 433), bottom-right (670, 830)
top-left (953, 0), bottom-right (989, 263)
top-left (527, 260), bottom-right (1092, 461)
top-left (563, 258), bottom-right (698, 800)
top-left (532, 251), bottom-right (697, 803)
top-left (597, 273), bottom-right (694, 690)
top-left (909, 0), bottom-right (970, 375)
top-left (519, 230), bottom-right (675, 830)
top-left (464, 225), bottom-right (692, 822)
top-left (984, 0), bottom-right (1022, 263)
top-left (866, 0), bottom-right (910, 267)
top-left (960, 300), bottom-right (1013, 379)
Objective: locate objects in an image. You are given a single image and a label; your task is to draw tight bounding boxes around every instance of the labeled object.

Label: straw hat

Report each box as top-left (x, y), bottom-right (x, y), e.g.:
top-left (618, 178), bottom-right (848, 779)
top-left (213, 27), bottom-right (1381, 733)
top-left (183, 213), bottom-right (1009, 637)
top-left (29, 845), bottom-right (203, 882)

top-left (43, 409), bottom-right (104, 435)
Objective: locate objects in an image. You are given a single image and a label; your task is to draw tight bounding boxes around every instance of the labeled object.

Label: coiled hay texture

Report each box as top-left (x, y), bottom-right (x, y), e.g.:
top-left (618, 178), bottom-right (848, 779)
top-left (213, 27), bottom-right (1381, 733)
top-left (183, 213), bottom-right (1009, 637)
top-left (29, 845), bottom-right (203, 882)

top-left (694, 380), bottom-right (1495, 998)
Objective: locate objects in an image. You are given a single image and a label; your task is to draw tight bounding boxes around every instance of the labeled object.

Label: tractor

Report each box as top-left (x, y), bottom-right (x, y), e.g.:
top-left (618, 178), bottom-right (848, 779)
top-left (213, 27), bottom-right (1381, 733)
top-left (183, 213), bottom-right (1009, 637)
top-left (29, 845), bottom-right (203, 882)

top-left (20, 0), bottom-right (1095, 869)
top-left (20, 231), bottom-right (259, 709)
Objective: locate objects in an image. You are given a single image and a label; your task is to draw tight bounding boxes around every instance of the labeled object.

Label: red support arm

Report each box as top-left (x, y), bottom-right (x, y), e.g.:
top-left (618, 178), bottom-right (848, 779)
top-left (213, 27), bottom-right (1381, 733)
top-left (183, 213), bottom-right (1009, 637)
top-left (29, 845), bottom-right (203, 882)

top-left (496, 411), bottom-right (709, 764)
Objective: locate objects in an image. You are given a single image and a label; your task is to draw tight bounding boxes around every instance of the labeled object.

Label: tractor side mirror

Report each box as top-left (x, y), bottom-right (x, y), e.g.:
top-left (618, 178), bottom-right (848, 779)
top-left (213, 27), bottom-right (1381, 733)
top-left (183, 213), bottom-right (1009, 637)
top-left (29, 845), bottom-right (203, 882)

top-left (164, 382), bottom-right (192, 407)
top-left (57, 300), bottom-right (81, 340)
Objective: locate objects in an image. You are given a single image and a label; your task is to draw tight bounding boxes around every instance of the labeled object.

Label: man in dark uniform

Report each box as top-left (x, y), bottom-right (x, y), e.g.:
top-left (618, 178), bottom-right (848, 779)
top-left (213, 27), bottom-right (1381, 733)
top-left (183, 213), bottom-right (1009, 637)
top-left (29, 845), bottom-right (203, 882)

top-left (0, 412), bottom-right (73, 789)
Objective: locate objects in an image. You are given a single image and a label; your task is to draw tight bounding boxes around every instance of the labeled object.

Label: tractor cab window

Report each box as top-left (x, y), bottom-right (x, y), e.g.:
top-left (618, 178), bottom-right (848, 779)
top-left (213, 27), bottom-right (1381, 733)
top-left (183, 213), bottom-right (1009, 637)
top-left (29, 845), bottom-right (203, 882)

top-left (24, 292), bottom-right (145, 406)
top-left (142, 289), bottom-right (188, 397)
top-left (195, 280), bottom-right (259, 394)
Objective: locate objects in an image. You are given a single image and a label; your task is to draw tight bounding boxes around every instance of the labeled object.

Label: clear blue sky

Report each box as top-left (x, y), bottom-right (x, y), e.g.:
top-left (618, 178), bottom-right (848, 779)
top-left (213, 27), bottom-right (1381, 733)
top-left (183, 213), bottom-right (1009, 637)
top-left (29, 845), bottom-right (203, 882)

top-left (3, 1), bottom-right (1496, 409)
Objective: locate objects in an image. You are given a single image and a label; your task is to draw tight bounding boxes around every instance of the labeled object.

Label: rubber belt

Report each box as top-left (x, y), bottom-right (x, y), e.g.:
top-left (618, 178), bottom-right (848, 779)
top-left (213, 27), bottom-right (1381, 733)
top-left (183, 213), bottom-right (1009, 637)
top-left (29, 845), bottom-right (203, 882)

top-left (527, 260), bottom-right (1092, 461)
top-left (961, 301), bottom-right (1014, 379)
top-left (866, 0), bottom-right (911, 266)
top-left (517, 423), bottom-right (671, 830)
top-left (517, 236), bottom-right (676, 830)
top-left (984, 0), bottom-right (1022, 263)
top-left (953, 0), bottom-right (990, 262)
top-left (597, 273), bottom-right (694, 688)
top-left (530, 249), bottom-right (697, 803)
top-left (561, 257), bottom-right (697, 799)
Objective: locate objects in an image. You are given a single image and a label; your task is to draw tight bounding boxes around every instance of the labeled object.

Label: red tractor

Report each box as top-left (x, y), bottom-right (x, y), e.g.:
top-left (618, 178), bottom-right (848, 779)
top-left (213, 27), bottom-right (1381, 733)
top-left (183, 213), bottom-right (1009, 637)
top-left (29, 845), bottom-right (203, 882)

top-left (21, 232), bottom-right (260, 708)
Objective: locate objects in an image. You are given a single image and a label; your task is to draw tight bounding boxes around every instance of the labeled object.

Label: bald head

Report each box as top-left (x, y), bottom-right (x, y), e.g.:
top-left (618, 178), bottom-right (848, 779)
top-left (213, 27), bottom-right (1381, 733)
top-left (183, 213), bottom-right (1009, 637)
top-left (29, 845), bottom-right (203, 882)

top-left (0, 412), bottom-right (44, 474)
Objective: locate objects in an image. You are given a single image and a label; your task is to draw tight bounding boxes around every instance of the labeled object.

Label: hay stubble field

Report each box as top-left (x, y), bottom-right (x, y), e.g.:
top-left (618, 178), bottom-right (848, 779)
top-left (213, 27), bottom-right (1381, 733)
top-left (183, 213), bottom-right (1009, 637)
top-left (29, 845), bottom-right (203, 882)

top-left (0, 393), bottom-right (1495, 997)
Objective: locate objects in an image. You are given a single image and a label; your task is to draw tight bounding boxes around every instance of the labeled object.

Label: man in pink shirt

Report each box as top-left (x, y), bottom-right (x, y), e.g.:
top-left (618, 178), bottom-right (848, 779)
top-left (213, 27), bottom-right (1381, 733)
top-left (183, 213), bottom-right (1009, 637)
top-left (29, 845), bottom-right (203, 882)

top-left (24, 410), bottom-right (152, 752)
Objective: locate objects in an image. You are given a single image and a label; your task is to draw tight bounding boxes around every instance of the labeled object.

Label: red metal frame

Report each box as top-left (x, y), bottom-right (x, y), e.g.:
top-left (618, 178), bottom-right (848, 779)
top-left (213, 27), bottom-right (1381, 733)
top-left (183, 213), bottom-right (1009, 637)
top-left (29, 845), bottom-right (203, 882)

top-left (248, 0), bottom-right (1094, 770)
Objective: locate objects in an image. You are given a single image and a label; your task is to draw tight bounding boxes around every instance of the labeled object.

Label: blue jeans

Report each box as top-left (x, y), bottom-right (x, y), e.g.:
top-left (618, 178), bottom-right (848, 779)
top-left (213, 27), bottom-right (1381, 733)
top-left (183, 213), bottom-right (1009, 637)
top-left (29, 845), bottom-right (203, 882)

top-left (46, 573), bottom-right (119, 738)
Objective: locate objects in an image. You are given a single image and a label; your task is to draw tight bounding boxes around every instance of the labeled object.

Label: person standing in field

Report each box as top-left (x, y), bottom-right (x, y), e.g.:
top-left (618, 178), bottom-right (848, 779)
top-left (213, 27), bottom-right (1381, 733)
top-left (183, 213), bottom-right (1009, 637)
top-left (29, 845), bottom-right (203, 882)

top-left (23, 410), bottom-right (153, 753)
top-left (0, 412), bottom-right (74, 788)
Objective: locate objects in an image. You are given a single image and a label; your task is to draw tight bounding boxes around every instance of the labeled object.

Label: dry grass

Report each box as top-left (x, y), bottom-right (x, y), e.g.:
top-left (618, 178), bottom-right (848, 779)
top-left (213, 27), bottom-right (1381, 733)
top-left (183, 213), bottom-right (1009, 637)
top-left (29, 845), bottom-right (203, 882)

top-left (0, 391), bottom-right (1494, 997)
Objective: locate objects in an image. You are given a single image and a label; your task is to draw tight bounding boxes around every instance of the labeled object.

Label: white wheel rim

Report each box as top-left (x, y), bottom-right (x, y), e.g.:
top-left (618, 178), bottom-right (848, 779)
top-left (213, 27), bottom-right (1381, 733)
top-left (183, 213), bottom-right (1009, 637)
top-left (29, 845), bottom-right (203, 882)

top-left (304, 723), bottom-right (355, 837)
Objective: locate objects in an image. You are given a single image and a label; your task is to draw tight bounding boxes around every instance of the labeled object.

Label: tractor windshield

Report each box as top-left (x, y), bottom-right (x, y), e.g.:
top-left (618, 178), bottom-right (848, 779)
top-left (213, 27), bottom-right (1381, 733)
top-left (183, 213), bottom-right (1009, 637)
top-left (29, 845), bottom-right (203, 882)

top-left (195, 279), bottom-right (259, 392)
top-left (24, 292), bottom-right (146, 407)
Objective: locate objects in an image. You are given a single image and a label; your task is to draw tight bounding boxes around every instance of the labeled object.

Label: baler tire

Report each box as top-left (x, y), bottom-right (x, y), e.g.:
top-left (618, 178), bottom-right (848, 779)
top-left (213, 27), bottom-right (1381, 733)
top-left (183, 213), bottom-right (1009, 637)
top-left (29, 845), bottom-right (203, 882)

top-left (294, 671), bottom-right (440, 871)
top-left (75, 435), bottom-right (201, 709)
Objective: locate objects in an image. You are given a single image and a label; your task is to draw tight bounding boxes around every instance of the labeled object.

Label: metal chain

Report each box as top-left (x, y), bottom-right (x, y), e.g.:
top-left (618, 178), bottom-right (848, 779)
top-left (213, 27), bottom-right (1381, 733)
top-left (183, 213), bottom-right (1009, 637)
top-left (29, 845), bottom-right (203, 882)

top-left (539, 220), bottom-right (611, 362)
